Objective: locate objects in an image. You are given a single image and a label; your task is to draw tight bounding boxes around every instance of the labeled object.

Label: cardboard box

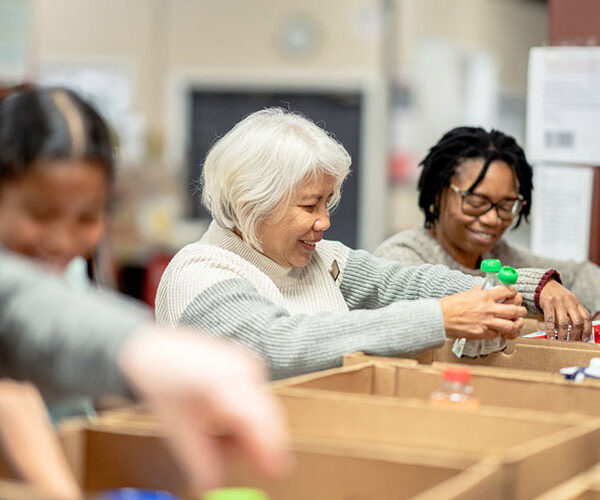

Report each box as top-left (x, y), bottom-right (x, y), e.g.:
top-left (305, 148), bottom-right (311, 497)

top-left (361, 338), bottom-right (600, 373)
top-left (274, 373), bottom-right (600, 499)
top-left (292, 359), bottom-right (600, 417)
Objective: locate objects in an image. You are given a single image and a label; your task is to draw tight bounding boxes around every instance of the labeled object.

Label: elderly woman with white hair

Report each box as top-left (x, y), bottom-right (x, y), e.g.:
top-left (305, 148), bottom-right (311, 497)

top-left (156, 108), bottom-right (585, 379)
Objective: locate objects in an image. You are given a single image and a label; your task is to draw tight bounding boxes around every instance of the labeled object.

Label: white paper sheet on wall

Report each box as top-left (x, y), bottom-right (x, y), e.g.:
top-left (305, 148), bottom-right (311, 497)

top-left (531, 163), bottom-right (594, 261)
top-left (0, 0), bottom-right (31, 82)
top-left (527, 47), bottom-right (600, 165)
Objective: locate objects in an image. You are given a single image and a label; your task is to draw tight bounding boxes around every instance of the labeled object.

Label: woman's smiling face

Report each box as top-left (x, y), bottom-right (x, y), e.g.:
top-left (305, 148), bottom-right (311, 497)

top-left (256, 173), bottom-right (335, 268)
top-left (0, 159), bottom-right (109, 271)
top-left (433, 158), bottom-right (520, 269)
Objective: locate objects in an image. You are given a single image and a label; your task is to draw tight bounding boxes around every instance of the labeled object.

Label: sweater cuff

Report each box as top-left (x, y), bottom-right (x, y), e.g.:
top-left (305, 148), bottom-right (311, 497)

top-left (534, 269), bottom-right (562, 312)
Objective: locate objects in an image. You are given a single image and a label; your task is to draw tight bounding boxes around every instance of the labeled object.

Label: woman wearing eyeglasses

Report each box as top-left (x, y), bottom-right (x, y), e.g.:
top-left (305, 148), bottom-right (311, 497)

top-left (375, 126), bottom-right (600, 335)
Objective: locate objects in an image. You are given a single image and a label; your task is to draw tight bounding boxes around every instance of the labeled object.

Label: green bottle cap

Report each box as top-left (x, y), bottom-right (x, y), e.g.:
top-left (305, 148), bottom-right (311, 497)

top-left (498, 266), bottom-right (518, 285)
top-left (204, 489), bottom-right (269, 500)
top-left (480, 259), bottom-right (501, 273)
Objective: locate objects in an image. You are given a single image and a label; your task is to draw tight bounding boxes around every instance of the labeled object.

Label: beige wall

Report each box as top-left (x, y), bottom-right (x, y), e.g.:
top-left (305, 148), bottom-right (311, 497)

top-left (395, 0), bottom-right (547, 92)
top-left (34, 0), bottom-right (384, 136)
top-left (35, 0), bottom-right (162, 127)
top-left (31, 0), bottom-right (546, 249)
top-left (33, 0), bottom-right (547, 140)
top-left (165, 0), bottom-right (383, 69)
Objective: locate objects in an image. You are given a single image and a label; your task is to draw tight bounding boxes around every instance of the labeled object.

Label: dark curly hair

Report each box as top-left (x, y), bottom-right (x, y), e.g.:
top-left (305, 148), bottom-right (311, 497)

top-left (0, 85), bottom-right (114, 185)
top-left (417, 126), bottom-right (533, 229)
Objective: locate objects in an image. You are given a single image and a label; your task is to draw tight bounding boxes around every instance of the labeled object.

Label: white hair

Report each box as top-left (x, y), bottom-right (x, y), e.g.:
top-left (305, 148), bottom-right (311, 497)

top-left (201, 107), bottom-right (351, 250)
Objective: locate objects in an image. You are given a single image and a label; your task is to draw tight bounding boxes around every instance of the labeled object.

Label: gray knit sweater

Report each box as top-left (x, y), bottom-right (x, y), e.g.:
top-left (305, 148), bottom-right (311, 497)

top-left (155, 222), bottom-right (546, 379)
top-left (375, 227), bottom-right (600, 315)
top-left (0, 249), bottom-right (150, 398)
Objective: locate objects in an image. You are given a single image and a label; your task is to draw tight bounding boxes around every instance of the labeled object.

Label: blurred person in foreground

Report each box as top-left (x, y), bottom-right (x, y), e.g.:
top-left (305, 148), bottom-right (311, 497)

top-left (155, 109), bottom-right (588, 379)
top-left (0, 84), bottom-right (124, 420)
top-left (0, 249), bottom-right (289, 498)
top-left (375, 127), bottom-right (596, 340)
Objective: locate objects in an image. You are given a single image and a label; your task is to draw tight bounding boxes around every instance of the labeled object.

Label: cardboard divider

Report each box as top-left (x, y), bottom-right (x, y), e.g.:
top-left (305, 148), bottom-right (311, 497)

top-left (412, 457), bottom-right (505, 500)
top-left (275, 386), bottom-right (583, 452)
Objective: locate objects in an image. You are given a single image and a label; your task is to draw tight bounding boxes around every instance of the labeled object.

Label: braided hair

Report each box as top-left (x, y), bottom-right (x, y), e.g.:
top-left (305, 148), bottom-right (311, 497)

top-left (418, 126), bottom-right (532, 229)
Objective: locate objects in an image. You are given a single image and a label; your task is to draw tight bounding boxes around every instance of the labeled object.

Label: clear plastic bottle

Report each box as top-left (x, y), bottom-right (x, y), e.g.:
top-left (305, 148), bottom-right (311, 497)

top-left (204, 488), bottom-right (269, 500)
top-left (452, 259), bottom-right (501, 358)
top-left (479, 265), bottom-right (519, 355)
top-left (430, 366), bottom-right (479, 409)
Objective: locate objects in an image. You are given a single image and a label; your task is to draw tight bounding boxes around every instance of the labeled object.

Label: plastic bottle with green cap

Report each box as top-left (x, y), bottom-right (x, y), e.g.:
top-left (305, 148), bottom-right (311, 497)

top-left (480, 265), bottom-right (519, 355)
top-left (204, 488), bottom-right (269, 500)
top-left (452, 259), bottom-right (502, 358)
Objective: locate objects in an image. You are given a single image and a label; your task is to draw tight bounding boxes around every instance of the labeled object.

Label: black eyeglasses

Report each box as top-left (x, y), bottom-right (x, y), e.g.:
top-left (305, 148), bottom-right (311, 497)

top-left (449, 184), bottom-right (525, 221)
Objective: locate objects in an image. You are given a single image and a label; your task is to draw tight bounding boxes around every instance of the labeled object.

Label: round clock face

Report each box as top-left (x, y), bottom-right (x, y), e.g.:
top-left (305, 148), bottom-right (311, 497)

top-left (277, 14), bottom-right (322, 58)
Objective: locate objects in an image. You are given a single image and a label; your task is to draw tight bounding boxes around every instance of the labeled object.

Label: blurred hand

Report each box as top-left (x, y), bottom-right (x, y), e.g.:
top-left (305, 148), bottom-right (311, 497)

top-left (119, 327), bottom-right (290, 492)
top-left (439, 285), bottom-right (526, 340)
top-left (592, 311), bottom-right (600, 321)
top-left (0, 380), bottom-right (80, 500)
top-left (538, 280), bottom-right (591, 341)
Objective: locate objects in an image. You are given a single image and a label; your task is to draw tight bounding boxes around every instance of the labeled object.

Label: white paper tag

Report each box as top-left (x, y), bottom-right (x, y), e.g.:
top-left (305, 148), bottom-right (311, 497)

top-left (452, 338), bottom-right (466, 358)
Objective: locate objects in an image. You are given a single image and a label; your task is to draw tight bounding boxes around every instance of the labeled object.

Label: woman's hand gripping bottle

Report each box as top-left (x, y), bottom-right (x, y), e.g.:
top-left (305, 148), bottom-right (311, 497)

top-left (452, 259), bottom-right (502, 358)
top-left (430, 366), bottom-right (479, 409)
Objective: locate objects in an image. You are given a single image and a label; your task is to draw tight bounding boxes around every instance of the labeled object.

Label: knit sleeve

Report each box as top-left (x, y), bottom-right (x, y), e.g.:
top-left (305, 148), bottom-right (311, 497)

top-left (352, 250), bottom-right (547, 314)
top-left (339, 249), bottom-right (484, 310)
top-left (0, 251), bottom-right (151, 398)
top-left (179, 276), bottom-right (445, 380)
top-left (494, 241), bottom-right (600, 315)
